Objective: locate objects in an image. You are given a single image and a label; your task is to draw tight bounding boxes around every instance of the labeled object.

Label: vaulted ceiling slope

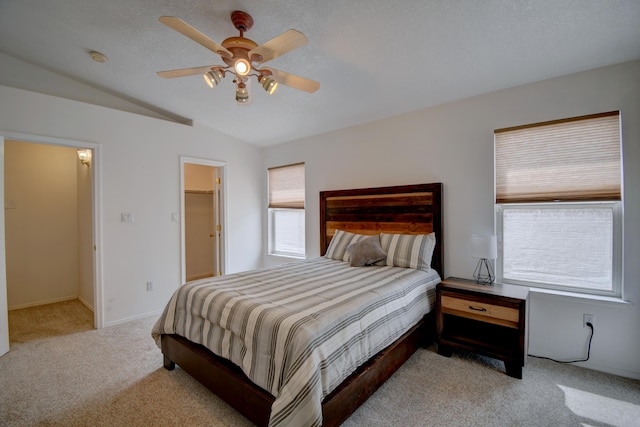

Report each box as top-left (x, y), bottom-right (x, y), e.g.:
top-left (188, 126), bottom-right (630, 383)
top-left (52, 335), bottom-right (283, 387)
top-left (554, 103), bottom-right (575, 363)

top-left (1, 1), bottom-right (639, 147)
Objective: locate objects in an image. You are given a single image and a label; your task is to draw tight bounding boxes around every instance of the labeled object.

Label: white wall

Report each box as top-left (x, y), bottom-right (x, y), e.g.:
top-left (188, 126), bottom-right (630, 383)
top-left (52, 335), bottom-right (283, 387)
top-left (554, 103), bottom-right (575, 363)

top-left (0, 85), bottom-right (263, 326)
top-left (262, 60), bottom-right (640, 379)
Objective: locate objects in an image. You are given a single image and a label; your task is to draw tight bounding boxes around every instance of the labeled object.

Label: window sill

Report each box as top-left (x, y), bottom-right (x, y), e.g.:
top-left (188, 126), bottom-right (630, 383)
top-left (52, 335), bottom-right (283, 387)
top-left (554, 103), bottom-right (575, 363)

top-left (526, 287), bottom-right (630, 305)
top-left (266, 253), bottom-right (306, 261)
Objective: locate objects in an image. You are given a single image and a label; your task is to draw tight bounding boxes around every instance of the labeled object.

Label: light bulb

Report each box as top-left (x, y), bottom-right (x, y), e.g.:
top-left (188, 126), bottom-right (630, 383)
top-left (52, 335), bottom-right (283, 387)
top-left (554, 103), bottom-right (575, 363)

top-left (234, 59), bottom-right (250, 76)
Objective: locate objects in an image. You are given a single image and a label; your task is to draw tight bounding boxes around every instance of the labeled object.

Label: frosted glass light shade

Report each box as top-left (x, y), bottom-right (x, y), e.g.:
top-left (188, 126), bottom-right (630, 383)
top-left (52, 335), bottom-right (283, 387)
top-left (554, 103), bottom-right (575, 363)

top-left (203, 69), bottom-right (223, 88)
top-left (236, 86), bottom-right (249, 103)
top-left (234, 59), bottom-right (250, 76)
top-left (472, 235), bottom-right (497, 259)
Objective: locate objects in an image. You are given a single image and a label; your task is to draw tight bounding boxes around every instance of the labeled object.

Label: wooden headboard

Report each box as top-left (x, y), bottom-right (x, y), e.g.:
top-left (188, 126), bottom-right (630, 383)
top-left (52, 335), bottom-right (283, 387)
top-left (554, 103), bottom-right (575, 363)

top-left (320, 183), bottom-right (444, 276)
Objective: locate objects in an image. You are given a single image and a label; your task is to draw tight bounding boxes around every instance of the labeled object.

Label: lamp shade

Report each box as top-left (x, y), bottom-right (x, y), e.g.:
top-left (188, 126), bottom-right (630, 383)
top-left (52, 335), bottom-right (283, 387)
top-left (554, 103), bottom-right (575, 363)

top-left (471, 235), bottom-right (497, 259)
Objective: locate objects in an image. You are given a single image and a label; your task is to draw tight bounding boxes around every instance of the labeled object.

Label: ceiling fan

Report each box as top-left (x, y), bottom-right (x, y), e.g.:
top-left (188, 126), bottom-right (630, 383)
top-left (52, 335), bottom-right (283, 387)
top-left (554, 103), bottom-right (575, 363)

top-left (157, 11), bottom-right (320, 104)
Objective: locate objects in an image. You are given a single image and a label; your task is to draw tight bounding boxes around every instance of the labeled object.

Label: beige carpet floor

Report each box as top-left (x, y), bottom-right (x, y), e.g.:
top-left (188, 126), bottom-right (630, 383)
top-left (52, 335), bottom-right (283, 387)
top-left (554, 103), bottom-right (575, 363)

top-left (1, 303), bottom-right (639, 426)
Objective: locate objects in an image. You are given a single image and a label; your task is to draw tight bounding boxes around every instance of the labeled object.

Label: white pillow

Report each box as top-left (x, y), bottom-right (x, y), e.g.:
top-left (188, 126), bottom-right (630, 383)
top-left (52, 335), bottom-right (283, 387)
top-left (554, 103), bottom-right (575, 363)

top-left (380, 232), bottom-right (436, 271)
top-left (325, 230), bottom-right (367, 261)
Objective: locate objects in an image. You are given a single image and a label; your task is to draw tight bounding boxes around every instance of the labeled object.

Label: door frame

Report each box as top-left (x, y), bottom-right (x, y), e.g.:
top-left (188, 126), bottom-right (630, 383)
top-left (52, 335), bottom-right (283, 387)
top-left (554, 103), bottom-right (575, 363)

top-left (179, 156), bottom-right (228, 284)
top-left (0, 131), bottom-right (103, 352)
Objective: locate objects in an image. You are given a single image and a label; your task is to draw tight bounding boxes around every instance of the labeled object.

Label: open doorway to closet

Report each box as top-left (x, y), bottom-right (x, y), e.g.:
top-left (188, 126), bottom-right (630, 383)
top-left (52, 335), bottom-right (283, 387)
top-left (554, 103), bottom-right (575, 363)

top-left (180, 157), bottom-right (227, 283)
top-left (3, 139), bottom-right (96, 344)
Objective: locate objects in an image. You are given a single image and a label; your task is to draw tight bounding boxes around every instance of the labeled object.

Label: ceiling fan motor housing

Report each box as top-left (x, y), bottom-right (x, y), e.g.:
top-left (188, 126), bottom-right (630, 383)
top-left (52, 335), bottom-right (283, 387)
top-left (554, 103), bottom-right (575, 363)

top-left (224, 11), bottom-right (264, 65)
top-left (221, 37), bottom-right (258, 65)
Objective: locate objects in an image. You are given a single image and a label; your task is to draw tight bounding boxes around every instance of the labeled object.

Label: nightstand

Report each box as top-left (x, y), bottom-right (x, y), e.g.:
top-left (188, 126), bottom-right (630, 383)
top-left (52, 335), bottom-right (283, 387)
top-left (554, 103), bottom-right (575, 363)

top-left (436, 277), bottom-right (529, 379)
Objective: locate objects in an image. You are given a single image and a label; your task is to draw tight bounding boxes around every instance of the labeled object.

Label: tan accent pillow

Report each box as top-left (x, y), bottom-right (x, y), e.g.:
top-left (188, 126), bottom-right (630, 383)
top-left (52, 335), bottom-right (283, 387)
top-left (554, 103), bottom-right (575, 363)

top-left (346, 235), bottom-right (387, 267)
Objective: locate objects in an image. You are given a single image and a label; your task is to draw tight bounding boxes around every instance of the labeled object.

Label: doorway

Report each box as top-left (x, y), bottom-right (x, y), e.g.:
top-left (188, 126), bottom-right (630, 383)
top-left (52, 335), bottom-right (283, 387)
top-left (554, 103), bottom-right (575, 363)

top-left (0, 133), bottom-right (102, 357)
top-left (180, 157), bottom-right (227, 284)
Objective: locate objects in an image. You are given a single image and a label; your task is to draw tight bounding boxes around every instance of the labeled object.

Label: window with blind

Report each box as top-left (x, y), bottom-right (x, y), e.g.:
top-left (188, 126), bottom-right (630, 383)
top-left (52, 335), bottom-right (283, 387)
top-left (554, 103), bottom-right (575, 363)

top-left (495, 111), bottom-right (622, 296)
top-left (268, 163), bottom-right (305, 257)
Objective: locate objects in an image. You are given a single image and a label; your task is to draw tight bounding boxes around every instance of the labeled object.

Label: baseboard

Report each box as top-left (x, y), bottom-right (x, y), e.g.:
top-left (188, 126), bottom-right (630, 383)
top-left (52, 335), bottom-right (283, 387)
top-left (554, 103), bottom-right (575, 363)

top-left (528, 349), bottom-right (640, 380)
top-left (8, 295), bottom-right (78, 311)
top-left (102, 309), bottom-right (164, 328)
top-left (574, 361), bottom-right (640, 380)
top-left (77, 296), bottom-right (94, 312)
top-left (186, 272), bottom-right (215, 281)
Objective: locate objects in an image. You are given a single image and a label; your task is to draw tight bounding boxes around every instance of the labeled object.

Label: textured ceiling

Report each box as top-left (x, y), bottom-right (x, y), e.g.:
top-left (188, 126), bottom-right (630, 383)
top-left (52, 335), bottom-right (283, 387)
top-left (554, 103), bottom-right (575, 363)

top-left (1, 0), bottom-right (639, 147)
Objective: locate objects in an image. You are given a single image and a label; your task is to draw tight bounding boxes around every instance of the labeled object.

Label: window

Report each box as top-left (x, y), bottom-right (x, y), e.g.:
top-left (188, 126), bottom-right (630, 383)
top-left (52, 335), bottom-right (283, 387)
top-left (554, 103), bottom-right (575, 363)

top-left (268, 163), bottom-right (305, 257)
top-left (495, 111), bottom-right (622, 296)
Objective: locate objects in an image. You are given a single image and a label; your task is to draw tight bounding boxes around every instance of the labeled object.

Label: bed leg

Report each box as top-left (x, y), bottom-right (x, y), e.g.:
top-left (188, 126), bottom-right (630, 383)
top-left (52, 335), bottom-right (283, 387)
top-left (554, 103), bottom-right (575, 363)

top-left (437, 344), bottom-right (453, 357)
top-left (163, 355), bottom-right (176, 371)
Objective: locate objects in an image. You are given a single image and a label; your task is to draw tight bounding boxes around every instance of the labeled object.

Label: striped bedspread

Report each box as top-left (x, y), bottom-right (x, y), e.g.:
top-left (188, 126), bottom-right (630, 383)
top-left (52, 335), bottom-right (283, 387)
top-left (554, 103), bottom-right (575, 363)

top-left (152, 257), bottom-right (440, 427)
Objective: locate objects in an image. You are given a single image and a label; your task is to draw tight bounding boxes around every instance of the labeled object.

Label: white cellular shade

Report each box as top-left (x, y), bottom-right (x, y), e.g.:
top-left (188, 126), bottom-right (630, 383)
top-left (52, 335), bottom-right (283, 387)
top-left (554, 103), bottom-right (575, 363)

top-left (268, 163), bottom-right (305, 209)
top-left (495, 112), bottom-right (621, 203)
top-left (268, 163), bottom-right (306, 257)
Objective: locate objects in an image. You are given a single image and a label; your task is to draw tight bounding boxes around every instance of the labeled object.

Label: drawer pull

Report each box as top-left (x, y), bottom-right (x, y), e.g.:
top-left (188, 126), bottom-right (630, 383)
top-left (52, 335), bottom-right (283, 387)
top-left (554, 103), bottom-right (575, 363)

top-left (469, 305), bottom-right (487, 312)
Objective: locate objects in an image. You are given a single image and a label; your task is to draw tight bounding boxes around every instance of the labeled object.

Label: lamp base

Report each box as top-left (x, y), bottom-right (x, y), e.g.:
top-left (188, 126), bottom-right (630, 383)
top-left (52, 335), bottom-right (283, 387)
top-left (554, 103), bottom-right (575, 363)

top-left (473, 258), bottom-right (495, 285)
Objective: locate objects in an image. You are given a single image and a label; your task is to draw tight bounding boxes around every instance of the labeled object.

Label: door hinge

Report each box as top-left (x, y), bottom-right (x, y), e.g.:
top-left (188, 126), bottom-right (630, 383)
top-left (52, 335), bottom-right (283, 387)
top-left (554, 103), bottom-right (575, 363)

top-left (216, 224), bottom-right (222, 232)
top-left (216, 177), bottom-right (221, 185)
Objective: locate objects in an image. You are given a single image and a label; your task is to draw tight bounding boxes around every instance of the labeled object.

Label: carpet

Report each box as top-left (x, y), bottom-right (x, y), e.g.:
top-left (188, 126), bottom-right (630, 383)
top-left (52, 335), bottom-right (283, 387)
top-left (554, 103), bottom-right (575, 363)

top-left (1, 305), bottom-right (638, 426)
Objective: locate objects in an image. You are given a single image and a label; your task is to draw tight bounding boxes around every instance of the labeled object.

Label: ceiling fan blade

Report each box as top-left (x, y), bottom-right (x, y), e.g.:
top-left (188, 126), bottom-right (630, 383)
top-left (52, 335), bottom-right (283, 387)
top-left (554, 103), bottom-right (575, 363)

top-left (249, 29), bottom-right (307, 64)
top-left (159, 16), bottom-right (232, 58)
top-left (157, 66), bottom-right (218, 79)
top-left (264, 67), bottom-right (320, 93)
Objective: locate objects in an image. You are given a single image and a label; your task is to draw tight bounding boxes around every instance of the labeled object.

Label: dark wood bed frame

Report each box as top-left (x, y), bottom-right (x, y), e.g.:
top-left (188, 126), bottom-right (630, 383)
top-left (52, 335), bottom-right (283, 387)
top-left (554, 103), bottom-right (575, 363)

top-left (161, 182), bottom-right (444, 426)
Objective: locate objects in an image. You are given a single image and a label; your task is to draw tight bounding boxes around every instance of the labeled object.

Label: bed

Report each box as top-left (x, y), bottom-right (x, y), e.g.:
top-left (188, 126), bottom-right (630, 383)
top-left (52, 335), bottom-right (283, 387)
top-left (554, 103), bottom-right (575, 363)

top-left (152, 182), bottom-right (443, 426)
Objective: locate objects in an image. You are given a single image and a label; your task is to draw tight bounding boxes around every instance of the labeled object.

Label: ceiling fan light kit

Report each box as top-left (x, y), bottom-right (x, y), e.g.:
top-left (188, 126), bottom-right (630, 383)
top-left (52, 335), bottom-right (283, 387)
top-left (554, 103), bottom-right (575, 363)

top-left (203, 69), bottom-right (224, 88)
top-left (259, 75), bottom-right (278, 95)
top-left (235, 81), bottom-right (250, 104)
top-left (158, 10), bottom-right (319, 105)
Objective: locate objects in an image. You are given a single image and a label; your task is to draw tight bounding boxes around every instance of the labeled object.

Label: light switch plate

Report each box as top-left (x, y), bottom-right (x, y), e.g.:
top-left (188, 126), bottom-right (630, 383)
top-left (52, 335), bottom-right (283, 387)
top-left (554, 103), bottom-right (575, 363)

top-left (121, 212), bottom-right (135, 223)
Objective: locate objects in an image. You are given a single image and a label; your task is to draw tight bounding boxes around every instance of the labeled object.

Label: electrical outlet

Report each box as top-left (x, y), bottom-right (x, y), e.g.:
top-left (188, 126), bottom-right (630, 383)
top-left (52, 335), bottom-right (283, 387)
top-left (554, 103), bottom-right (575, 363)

top-left (583, 313), bottom-right (595, 328)
top-left (146, 281), bottom-right (154, 291)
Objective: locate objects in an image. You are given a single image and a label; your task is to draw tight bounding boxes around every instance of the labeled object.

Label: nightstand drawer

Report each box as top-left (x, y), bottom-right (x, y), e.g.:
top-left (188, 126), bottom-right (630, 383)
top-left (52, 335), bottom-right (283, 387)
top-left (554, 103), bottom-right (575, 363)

top-left (441, 295), bottom-right (520, 328)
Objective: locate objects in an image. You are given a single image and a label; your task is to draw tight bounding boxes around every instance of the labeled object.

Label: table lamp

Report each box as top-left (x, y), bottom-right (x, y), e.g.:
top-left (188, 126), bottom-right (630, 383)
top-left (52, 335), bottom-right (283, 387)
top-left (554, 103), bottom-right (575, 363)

top-left (472, 235), bottom-right (497, 284)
